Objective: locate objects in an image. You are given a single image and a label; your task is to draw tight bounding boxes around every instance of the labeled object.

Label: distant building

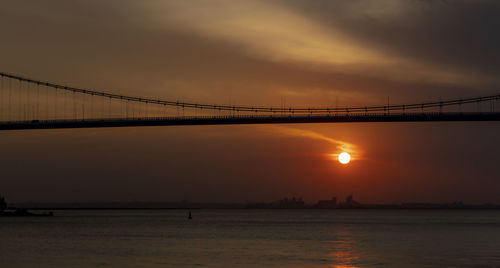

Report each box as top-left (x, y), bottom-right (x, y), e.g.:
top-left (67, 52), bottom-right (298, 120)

top-left (278, 197), bottom-right (305, 209)
top-left (315, 197), bottom-right (337, 209)
top-left (338, 195), bottom-right (362, 208)
top-left (245, 202), bottom-right (274, 209)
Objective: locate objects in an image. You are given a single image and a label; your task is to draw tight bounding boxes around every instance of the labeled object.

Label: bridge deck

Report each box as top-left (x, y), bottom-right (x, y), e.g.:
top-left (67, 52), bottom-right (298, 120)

top-left (0, 113), bottom-right (499, 130)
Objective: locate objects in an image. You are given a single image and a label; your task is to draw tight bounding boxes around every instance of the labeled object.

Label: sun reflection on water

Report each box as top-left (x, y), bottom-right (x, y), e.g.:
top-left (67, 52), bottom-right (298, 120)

top-left (329, 239), bottom-right (359, 268)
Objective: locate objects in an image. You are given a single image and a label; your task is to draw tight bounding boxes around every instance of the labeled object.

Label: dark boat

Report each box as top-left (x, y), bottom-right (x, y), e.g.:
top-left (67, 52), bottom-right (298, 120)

top-left (0, 208), bottom-right (53, 217)
top-left (0, 196), bottom-right (53, 217)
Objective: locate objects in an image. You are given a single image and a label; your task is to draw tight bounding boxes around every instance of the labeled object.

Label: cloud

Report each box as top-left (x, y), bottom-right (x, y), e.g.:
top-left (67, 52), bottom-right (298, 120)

top-left (256, 125), bottom-right (358, 159)
top-left (151, 1), bottom-right (387, 65)
top-left (2, 0), bottom-right (500, 109)
top-left (145, 0), bottom-right (500, 88)
top-left (286, 0), bottom-right (500, 86)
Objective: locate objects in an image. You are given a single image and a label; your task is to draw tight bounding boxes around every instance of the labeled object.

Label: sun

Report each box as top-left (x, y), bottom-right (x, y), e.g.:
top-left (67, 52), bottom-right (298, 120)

top-left (338, 152), bottom-right (351, 164)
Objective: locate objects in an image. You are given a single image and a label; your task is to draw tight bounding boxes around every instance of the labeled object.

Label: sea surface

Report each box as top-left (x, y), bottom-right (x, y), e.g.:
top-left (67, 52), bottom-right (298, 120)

top-left (1, 209), bottom-right (500, 267)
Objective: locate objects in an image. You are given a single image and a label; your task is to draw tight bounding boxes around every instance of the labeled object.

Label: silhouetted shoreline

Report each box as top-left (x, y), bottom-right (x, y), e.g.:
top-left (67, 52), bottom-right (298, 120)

top-left (8, 202), bottom-right (500, 210)
top-left (0, 196), bottom-right (53, 217)
top-left (245, 195), bottom-right (500, 209)
top-left (6, 194), bottom-right (500, 211)
top-left (0, 209), bottom-right (53, 217)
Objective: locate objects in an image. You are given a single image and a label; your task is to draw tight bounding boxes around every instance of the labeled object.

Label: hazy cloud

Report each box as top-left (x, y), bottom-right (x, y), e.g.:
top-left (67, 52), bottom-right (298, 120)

top-left (142, 0), bottom-right (500, 87)
top-left (2, 0), bottom-right (500, 107)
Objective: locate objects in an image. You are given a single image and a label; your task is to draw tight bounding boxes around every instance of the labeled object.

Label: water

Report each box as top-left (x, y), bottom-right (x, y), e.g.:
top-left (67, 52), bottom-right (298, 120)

top-left (1, 209), bottom-right (500, 267)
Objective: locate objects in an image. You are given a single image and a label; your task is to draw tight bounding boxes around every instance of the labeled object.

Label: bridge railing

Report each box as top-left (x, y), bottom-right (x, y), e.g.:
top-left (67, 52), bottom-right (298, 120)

top-left (1, 71), bottom-right (500, 123)
top-left (1, 112), bottom-right (500, 124)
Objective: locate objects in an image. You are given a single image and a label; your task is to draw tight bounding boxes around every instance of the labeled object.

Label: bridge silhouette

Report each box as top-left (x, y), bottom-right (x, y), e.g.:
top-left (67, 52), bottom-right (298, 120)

top-left (0, 71), bottom-right (499, 130)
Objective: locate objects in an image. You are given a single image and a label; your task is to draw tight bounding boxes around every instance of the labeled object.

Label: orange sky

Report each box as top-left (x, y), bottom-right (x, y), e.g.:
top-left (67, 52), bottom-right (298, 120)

top-left (0, 0), bottom-right (499, 203)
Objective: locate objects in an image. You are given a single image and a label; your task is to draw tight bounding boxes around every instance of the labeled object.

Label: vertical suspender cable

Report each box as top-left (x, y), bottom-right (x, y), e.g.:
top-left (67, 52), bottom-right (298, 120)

top-left (73, 91), bottom-right (76, 119)
top-left (26, 80), bottom-right (29, 120)
top-left (18, 79), bottom-right (22, 121)
top-left (0, 75), bottom-right (3, 121)
top-left (36, 83), bottom-right (40, 120)
top-left (132, 101), bottom-right (135, 118)
top-left (102, 95), bottom-right (105, 119)
top-left (63, 89), bottom-right (66, 120)
top-left (82, 92), bottom-right (85, 120)
top-left (54, 85), bottom-right (57, 120)
top-left (8, 78), bottom-right (11, 121)
top-left (45, 84), bottom-right (49, 120)
top-left (90, 94), bottom-right (94, 119)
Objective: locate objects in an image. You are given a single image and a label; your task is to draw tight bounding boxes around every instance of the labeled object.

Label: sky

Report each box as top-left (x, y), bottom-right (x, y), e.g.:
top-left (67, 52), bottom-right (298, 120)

top-left (0, 0), bottom-right (499, 204)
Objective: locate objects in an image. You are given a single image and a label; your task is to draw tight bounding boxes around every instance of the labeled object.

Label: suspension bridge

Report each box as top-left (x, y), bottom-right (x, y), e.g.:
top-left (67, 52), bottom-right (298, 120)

top-left (0, 72), bottom-right (499, 130)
